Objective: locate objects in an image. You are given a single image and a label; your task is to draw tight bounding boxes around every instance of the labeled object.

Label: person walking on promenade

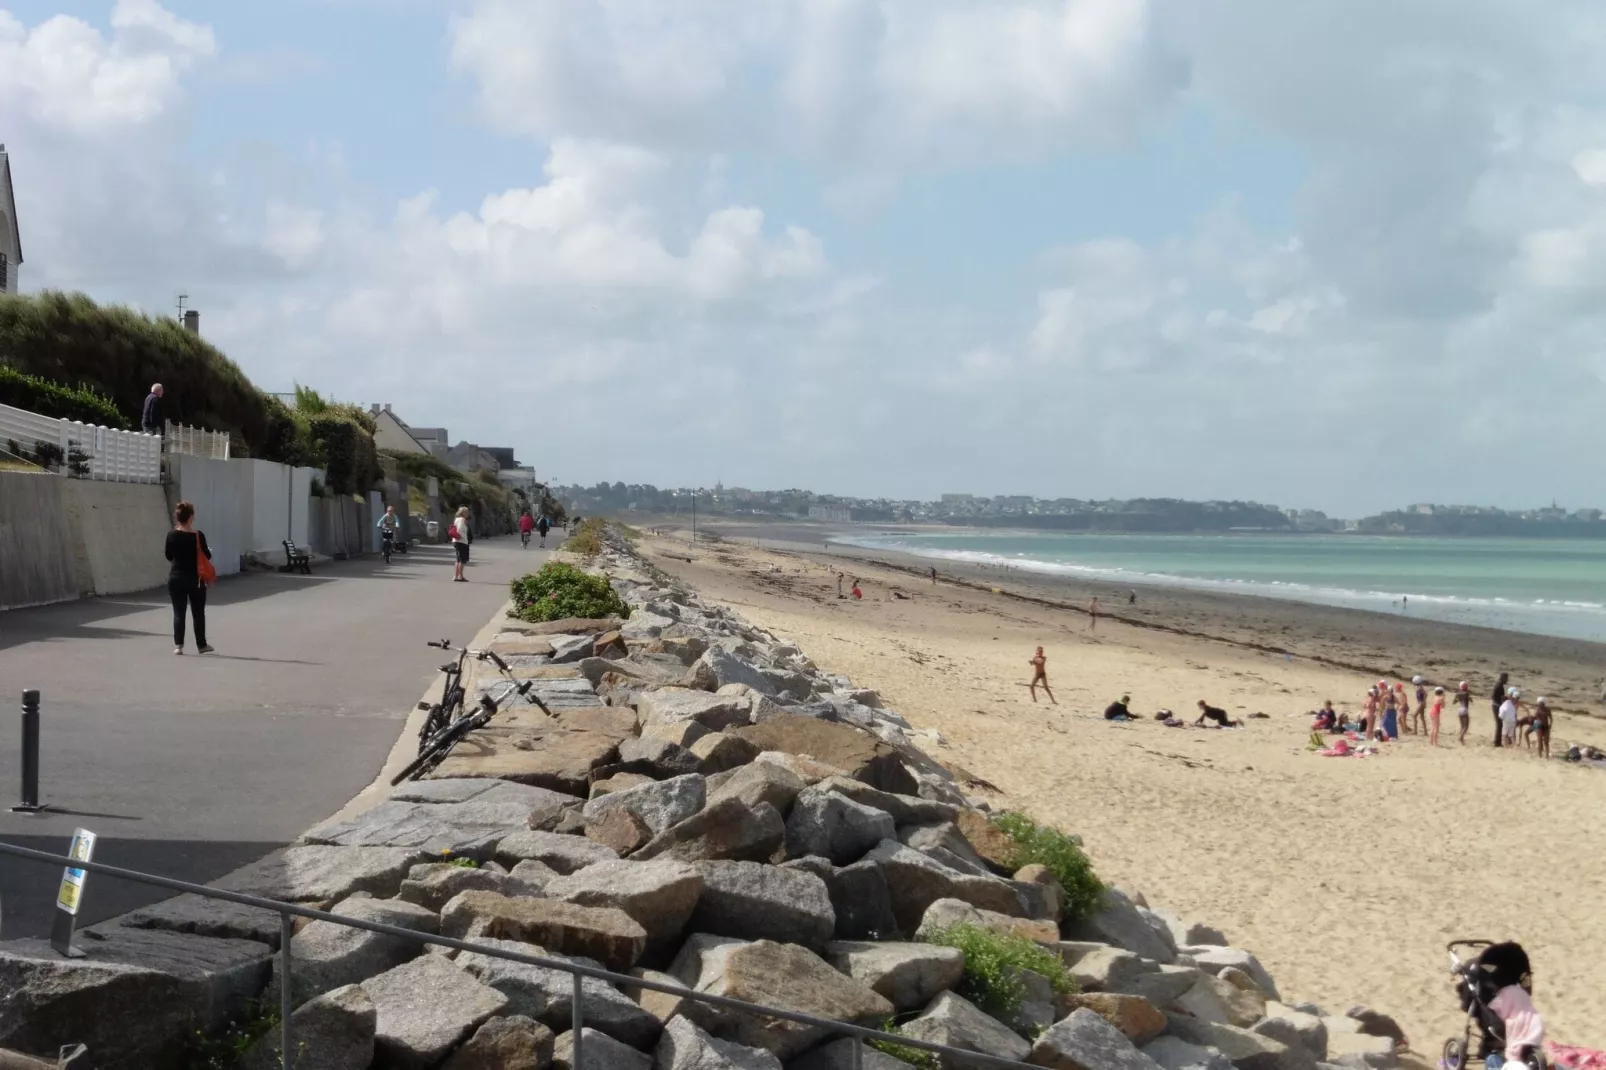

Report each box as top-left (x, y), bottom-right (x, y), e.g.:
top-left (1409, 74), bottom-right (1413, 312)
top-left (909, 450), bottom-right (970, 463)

top-left (165, 500), bottom-right (213, 655)
top-left (141, 383), bottom-right (165, 437)
top-left (537, 514), bottom-right (550, 547)
top-left (1492, 672), bottom-right (1510, 747)
top-left (450, 506), bottom-right (471, 582)
top-left (1028, 646), bottom-right (1056, 704)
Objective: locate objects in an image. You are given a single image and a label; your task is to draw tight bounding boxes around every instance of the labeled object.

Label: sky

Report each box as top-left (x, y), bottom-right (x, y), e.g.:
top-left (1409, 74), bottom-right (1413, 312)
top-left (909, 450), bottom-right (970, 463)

top-left (4, 1), bottom-right (1606, 516)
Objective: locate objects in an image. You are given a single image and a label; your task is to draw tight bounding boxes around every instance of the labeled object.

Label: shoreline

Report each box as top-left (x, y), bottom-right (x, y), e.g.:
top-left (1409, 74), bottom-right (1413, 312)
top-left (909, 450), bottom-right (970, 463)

top-left (630, 526), bottom-right (1606, 1048)
top-left (682, 518), bottom-right (1606, 718)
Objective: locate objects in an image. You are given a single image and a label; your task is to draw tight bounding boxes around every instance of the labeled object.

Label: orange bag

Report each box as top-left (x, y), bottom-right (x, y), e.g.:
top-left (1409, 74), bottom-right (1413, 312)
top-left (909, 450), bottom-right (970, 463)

top-left (196, 534), bottom-right (217, 586)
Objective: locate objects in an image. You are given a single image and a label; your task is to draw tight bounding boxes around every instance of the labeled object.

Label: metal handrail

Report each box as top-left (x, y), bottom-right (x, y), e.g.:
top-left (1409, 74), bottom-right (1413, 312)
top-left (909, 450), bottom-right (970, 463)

top-left (0, 841), bottom-right (1041, 1070)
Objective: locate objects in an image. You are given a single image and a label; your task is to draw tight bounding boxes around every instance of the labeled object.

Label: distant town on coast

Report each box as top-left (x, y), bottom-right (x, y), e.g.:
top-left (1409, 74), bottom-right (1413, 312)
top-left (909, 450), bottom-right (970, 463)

top-left (557, 482), bottom-right (1606, 538)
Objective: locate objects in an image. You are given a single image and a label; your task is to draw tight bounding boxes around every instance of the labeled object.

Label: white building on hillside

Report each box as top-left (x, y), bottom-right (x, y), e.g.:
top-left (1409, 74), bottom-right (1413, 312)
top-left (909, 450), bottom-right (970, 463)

top-left (0, 145), bottom-right (22, 294)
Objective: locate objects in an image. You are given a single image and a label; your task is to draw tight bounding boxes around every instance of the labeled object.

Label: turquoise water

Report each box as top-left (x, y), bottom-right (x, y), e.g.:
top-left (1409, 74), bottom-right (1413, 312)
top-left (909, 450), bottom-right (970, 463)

top-left (833, 530), bottom-right (1606, 644)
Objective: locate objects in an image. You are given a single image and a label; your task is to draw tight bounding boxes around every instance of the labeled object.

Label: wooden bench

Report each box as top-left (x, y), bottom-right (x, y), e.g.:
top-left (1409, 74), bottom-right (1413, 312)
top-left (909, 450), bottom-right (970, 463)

top-left (282, 540), bottom-right (312, 575)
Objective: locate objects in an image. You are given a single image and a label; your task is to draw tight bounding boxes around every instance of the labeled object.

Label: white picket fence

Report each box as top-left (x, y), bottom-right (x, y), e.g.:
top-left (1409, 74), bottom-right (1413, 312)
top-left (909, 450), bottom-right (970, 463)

top-left (165, 420), bottom-right (231, 461)
top-left (0, 400), bottom-right (163, 483)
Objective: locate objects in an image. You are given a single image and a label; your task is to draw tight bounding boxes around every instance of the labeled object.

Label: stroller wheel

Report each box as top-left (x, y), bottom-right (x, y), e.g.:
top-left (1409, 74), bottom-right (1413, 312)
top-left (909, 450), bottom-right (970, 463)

top-left (1443, 1038), bottom-right (1468, 1070)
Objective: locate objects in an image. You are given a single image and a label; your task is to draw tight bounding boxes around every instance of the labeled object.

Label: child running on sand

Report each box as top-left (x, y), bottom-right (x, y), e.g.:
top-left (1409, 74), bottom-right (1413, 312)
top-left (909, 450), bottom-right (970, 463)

top-left (1028, 647), bottom-right (1056, 704)
top-left (1429, 686), bottom-right (1444, 746)
top-left (1455, 682), bottom-right (1472, 744)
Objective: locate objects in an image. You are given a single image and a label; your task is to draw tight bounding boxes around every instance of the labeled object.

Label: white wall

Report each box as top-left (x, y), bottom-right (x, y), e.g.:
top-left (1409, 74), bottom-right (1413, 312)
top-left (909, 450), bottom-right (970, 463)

top-left (171, 454), bottom-right (249, 577)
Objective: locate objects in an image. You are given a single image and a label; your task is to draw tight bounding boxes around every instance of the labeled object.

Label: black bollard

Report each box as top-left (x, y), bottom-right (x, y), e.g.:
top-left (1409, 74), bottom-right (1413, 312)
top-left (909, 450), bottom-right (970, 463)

top-left (14, 689), bottom-right (43, 813)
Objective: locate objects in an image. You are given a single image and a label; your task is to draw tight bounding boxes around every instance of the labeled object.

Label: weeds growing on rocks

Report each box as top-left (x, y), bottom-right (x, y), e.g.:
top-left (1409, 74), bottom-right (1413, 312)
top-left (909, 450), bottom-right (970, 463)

top-left (991, 810), bottom-right (1104, 924)
top-left (923, 923), bottom-right (1073, 1020)
top-left (510, 560), bottom-right (630, 623)
top-left (563, 517), bottom-right (608, 558)
top-left (868, 1020), bottom-right (942, 1070)
top-left (166, 1001), bottom-right (281, 1069)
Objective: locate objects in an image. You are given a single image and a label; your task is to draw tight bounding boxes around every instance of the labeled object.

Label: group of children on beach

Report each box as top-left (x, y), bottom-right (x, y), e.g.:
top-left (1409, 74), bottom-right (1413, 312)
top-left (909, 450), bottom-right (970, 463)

top-left (1309, 673), bottom-right (1554, 757)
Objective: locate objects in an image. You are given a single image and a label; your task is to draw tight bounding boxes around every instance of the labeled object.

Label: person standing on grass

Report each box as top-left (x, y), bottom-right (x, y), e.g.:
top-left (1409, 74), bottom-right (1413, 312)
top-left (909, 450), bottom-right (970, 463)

top-left (1456, 681), bottom-right (1473, 744)
top-left (141, 383), bottom-right (165, 437)
top-left (450, 506), bottom-right (471, 582)
top-left (1492, 672), bottom-right (1510, 747)
top-left (165, 500), bottom-right (213, 655)
top-left (1028, 646), bottom-right (1056, 704)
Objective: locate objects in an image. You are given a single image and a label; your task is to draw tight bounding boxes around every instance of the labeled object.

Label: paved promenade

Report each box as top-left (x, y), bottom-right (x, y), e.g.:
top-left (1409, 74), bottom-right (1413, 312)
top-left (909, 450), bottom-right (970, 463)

top-left (0, 536), bottom-right (549, 938)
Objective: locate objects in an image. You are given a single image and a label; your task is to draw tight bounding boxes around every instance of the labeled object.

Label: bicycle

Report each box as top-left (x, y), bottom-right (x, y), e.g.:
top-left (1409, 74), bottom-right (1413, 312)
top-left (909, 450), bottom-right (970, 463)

top-left (394, 640), bottom-right (551, 784)
top-left (382, 528), bottom-right (396, 564)
top-left (521, 529), bottom-right (531, 549)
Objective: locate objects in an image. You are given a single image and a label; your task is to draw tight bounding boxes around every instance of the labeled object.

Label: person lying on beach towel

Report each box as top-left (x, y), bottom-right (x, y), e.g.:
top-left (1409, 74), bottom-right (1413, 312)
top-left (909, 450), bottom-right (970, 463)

top-left (1195, 701), bottom-right (1240, 728)
top-left (1104, 695), bottom-right (1135, 721)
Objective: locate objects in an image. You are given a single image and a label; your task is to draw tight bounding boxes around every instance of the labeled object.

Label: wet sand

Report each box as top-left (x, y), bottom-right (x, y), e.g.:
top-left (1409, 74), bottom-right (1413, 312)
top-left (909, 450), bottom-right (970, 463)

top-left (631, 520), bottom-right (1606, 1049)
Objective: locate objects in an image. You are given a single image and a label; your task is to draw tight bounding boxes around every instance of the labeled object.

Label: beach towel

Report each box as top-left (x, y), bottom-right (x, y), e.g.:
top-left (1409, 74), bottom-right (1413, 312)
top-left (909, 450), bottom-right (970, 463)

top-left (1549, 1044), bottom-right (1606, 1070)
top-left (1320, 739), bottom-right (1353, 758)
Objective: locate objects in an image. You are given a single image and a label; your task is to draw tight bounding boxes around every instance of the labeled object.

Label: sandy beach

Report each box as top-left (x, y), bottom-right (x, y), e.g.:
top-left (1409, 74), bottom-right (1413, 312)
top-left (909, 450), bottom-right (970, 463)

top-left (632, 521), bottom-right (1606, 1050)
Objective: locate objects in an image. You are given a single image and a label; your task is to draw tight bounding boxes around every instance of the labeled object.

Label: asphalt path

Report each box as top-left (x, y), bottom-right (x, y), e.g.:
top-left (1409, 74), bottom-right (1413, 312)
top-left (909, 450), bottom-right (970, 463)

top-left (0, 535), bottom-right (551, 939)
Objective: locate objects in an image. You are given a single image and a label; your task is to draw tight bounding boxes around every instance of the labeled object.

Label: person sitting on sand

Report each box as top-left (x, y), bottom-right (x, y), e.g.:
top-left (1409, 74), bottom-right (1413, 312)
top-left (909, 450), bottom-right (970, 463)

top-left (850, 578), bottom-right (863, 600)
top-left (1312, 701), bottom-right (1339, 732)
top-left (1028, 647), bottom-right (1056, 704)
top-left (1455, 681), bottom-right (1472, 744)
top-left (1104, 694), bottom-right (1134, 721)
top-left (1195, 700), bottom-right (1239, 728)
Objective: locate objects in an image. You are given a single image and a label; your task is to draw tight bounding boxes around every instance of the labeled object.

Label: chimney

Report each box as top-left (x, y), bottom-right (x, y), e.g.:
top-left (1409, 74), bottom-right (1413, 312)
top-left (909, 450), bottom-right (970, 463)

top-left (183, 310), bottom-right (200, 334)
top-left (370, 403), bottom-right (381, 415)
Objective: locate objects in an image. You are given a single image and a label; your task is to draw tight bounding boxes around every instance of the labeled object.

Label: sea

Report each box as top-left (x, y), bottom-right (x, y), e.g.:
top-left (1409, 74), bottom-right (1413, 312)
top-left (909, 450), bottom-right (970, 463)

top-left (831, 530), bottom-right (1606, 644)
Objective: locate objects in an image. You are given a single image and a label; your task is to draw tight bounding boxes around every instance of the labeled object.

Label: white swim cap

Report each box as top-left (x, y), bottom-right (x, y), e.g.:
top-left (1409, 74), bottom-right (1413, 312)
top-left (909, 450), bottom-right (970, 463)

top-left (1411, 675), bottom-right (1423, 685)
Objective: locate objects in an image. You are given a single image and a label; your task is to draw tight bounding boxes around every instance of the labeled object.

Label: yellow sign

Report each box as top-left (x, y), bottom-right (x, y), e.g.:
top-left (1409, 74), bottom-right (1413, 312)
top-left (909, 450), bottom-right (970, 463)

top-left (55, 828), bottom-right (96, 918)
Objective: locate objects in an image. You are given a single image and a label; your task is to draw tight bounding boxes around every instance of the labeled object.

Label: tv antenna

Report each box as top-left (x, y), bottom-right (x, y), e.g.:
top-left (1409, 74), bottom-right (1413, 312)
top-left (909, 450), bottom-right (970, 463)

top-left (176, 293), bottom-right (189, 319)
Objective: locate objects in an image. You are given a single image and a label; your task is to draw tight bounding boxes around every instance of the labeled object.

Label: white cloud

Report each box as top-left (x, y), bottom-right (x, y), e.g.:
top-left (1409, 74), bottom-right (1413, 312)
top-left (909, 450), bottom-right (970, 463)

top-left (0, 0), bottom-right (213, 133)
top-left (449, 0), bottom-right (1185, 165)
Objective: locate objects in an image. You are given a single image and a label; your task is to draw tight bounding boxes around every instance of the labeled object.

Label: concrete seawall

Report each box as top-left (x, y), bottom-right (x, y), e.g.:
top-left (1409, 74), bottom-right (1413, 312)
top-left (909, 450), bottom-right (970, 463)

top-left (0, 472), bottom-right (172, 609)
top-left (0, 472), bottom-right (83, 610)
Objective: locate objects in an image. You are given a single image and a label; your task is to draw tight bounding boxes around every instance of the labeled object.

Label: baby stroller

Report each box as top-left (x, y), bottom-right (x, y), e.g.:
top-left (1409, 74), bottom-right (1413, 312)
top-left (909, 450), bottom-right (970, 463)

top-left (1443, 941), bottom-right (1548, 1070)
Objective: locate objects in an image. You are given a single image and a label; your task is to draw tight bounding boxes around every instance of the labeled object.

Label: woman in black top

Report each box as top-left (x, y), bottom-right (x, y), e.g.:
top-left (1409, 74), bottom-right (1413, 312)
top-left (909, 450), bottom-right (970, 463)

top-left (165, 500), bottom-right (213, 655)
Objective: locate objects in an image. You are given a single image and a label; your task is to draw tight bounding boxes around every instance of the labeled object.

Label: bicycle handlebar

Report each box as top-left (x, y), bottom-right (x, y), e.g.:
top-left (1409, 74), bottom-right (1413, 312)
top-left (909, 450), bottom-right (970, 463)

top-left (428, 639), bottom-right (452, 649)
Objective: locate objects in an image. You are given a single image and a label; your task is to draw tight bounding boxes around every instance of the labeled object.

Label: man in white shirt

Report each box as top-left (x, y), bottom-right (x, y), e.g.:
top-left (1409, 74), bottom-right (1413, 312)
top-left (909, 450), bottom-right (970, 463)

top-left (1499, 689), bottom-right (1521, 746)
top-left (450, 508), bottom-right (471, 582)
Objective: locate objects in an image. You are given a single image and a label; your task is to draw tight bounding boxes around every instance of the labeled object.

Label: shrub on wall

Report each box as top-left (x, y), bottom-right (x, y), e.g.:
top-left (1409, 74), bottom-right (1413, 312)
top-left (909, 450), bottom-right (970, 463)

top-left (308, 412), bottom-right (381, 496)
top-left (0, 365), bottom-right (128, 428)
top-left (0, 291), bottom-right (277, 454)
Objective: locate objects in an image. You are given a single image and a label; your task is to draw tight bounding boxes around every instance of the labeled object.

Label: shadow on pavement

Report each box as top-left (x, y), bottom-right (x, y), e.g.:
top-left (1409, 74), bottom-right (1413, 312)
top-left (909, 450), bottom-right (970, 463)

top-left (0, 833), bottom-right (288, 940)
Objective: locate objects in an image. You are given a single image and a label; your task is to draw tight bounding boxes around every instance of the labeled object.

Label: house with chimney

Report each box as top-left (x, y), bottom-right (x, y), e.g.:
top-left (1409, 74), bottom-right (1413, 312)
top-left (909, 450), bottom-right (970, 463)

top-left (0, 144), bottom-right (22, 294)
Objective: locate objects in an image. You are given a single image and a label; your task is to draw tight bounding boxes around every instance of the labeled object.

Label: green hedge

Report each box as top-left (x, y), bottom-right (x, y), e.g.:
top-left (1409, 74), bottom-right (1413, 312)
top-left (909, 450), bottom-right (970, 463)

top-left (309, 412), bottom-right (381, 495)
top-left (0, 291), bottom-right (285, 457)
top-left (510, 562), bottom-right (630, 623)
top-left (384, 449), bottom-right (517, 536)
top-left (0, 365), bottom-right (128, 428)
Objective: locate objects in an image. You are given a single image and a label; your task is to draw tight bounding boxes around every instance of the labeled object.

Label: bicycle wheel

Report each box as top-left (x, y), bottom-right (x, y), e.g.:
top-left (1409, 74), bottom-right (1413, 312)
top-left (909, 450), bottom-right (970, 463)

top-left (1443, 1036), bottom-right (1467, 1070)
top-left (393, 708), bottom-right (490, 784)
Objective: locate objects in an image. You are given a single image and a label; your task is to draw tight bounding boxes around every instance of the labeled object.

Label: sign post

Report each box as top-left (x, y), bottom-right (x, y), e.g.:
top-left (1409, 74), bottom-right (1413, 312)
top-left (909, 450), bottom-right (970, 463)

top-left (50, 828), bottom-right (95, 958)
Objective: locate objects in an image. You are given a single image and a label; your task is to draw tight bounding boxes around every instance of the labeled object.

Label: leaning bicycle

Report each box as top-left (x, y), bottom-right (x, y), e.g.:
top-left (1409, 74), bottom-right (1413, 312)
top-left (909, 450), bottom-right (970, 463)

top-left (394, 640), bottom-right (551, 784)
